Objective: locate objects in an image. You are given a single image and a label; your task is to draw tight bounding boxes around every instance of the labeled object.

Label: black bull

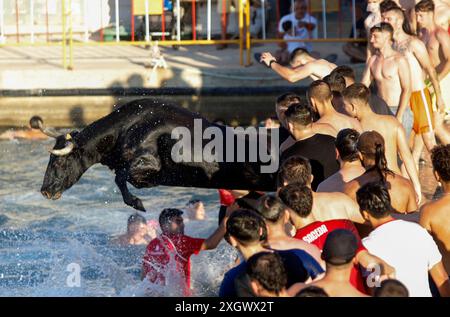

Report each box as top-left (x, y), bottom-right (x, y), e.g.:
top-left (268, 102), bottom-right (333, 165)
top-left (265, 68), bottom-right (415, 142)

top-left (40, 99), bottom-right (279, 211)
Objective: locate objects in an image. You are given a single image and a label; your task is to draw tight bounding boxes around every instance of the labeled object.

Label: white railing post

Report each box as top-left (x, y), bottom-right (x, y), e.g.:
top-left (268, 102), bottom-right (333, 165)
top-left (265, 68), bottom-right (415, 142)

top-left (351, 0), bottom-right (356, 39)
top-left (321, 0), bottom-right (327, 38)
top-left (207, 0), bottom-right (211, 40)
top-left (115, 0), bottom-right (119, 42)
top-left (145, 0), bottom-right (150, 42)
top-left (261, 0), bottom-right (266, 39)
top-left (30, 0), bottom-right (34, 43)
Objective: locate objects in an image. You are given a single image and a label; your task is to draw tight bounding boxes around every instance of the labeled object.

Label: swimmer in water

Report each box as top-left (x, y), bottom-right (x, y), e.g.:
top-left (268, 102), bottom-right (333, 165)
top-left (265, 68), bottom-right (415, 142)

top-left (111, 213), bottom-right (154, 246)
top-left (0, 116), bottom-right (49, 140)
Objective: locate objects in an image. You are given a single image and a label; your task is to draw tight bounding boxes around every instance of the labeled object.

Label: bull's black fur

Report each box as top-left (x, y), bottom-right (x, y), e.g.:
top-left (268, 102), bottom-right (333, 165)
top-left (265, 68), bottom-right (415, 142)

top-left (41, 99), bottom-right (277, 211)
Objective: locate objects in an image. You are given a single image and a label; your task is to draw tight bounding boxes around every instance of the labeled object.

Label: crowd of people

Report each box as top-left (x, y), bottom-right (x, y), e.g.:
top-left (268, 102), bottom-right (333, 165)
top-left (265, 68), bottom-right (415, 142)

top-left (131, 0), bottom-right (450, 297)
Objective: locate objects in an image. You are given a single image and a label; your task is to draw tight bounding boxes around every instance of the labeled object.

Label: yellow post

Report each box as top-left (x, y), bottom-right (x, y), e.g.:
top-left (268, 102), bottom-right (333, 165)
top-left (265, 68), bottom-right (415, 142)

top-left (68, 0), bottom-right (73, 70)
top-left (62, 0), bottom-right (66, 69)
top-left (239, 0), bottom-right (244, 66)
top-left (245, 0), bottom-right (251, 66)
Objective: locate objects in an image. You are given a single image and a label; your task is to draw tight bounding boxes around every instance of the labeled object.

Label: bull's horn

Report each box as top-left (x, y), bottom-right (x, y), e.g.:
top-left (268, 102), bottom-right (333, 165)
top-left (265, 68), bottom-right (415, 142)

top-left (49, 142), bottom-right (74, 156)
top-left (31, 116), bottom-right (59, 138)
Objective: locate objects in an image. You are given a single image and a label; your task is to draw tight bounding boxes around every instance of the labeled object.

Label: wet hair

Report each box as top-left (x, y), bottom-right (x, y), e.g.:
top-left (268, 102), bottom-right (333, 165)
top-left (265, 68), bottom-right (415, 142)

top-left (276, 93), bottom-right (302, 112)
top-left (257, 194), bottom-right (287, 223)
top-left (308, 80), bottom-right (333, 102)
top-left (325, 73), bottom-right (346, 94)
top-left (431, 145), bottom-right (450, 182)
top-left (278, 183), bottom-right (313, 218)
top-left (380, 0), bottom-right (400, 14)
top-left (370, 22), bottom-right (394, 40)
top-left (187, 199), bottom-right (201, 206)
top-left (415, 0), bottom-right (435, 12)
top-left (284, 103), bottom-right (313, 127)
top-left (29, 116), bottom-right (43, 129)
top-left (358, 131), bottom-right (394, 182)
top-left (159, 208), bottom-right (183, 227)
top-left (225, 209), bottom-right (268, 246)
top-left (330, 65), bottom-right (356, 82)
top-left (296, 286), bottom-right (329, 297)
top-left (282, 20), bottom-right (293, 33)
top-left (127, 213), bottom-right (147, 227)
top-left (277, 155), bottom-right (312, 187)
top-left (342, 83), bottom-right (371, 104)
top-left (356, 181), bottom-right (392, 219)
top-left (246, 252), bottom-right (287, 295)
top-left (374, 279), bottom-right (409, 297)
top-left (335, 129), bottom-right (360, 163)
top-left (290, 47), bottom-right (311, 63)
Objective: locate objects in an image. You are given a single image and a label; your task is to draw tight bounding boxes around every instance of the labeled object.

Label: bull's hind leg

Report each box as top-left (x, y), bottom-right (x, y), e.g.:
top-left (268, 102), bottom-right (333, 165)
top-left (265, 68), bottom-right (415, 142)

top-left (115, 168), bottom-right (146, 212)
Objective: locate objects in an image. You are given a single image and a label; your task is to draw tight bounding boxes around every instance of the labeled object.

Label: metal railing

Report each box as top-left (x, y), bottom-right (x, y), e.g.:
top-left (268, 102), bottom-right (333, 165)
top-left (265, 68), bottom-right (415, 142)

top-left (0, 0), bottom-right (366, 69)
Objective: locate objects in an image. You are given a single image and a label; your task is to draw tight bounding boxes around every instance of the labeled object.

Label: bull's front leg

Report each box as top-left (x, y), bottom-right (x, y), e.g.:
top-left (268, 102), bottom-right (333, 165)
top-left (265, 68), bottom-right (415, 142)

top-left (115, 169), bottom-right (146, 212)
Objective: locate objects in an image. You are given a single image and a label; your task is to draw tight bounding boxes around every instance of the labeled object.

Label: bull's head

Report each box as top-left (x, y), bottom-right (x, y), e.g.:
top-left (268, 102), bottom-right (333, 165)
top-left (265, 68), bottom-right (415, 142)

top-left (38, 118), bottom-right (84, 200)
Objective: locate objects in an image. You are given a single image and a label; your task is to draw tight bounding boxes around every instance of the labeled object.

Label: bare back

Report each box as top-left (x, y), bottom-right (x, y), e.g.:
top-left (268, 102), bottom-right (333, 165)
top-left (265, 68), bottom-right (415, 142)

top-left (312, 192), bottom-right (366, 224)
top-left (268, 237), bottom-right (324, 266)
top-left (308, 59), bottom-right (337, 80)
top-left (317, 112), bottom-right (363, 134)
top-left (420, 195), bottom-right (450, 273)
top-left (308, 278), bottom-right (368, 297)
top-left (317, 165), bottom-right (366, 193)
top-left (344, 170), bottom-right (418, 213)
top-left (360, 114), bottom-right (403, 174)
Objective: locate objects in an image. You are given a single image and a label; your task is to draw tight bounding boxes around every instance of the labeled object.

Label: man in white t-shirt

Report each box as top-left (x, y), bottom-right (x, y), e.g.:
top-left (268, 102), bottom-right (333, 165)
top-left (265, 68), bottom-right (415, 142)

top-left (278, 0), bottom-right (318, 53)
top-left (356, 181), bottom-right (450, 297)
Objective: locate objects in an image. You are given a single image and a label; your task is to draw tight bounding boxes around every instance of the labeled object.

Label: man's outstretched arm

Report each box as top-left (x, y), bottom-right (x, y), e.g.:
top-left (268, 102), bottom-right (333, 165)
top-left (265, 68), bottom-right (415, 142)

top-left (260, 52), bottom-right (313, 83)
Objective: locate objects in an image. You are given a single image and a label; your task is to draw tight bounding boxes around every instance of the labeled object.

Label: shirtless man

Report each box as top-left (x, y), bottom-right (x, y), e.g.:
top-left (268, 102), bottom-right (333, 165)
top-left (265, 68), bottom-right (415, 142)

top-left (416, 0), bottom-right (450, 116)
top-left (291, 229), bottom-right (369, 297)
top-left (111, 213), bottom-right (152, 246)
top-left (317, 129), bottom-right (366, 193)
top-left (275, 93), bottom-right (337, 153)
top-left (260, 48), bottom-right (336, 83)
top-left (344, 130), bottom-right (418, 213)
top-left (419, 144), bottom-right (450, 274)
top-left (0, 116), bottom-right (49, 140)
top-left (361, 23), bottom-right (412, 125)
top-left (392, 0), bottom-right (450, 32)
top-left (256, 194), bottom-right (324, 267)
top-left (307, 80), bottom-right (363, 134)
top-left (342, 83), bottom-right (422, 201)
top-left (382, 7), bottom-right (444, 163)
top-left (278, 155), bottom-right (366, 224)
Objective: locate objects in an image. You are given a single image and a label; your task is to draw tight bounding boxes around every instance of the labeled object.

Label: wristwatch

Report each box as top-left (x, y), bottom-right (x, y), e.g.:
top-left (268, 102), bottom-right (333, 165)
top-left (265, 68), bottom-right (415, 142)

top-left (269, 60), bottom-right (278, 68)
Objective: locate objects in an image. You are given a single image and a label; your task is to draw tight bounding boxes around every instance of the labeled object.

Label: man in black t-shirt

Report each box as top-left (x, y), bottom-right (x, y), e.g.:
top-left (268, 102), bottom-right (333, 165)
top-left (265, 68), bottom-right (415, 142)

top-left (280, 103), bottom-right (339, 190)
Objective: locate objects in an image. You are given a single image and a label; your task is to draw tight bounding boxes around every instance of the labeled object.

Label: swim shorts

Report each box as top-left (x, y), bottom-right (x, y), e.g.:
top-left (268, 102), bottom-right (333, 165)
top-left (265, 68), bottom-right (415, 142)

top-left (410, 88), bottom-right (434, 134)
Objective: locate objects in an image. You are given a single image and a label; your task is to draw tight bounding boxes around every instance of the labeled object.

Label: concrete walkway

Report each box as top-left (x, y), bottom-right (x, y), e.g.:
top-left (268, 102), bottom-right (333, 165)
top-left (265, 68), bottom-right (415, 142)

top-left (0, 42), bottom-right (365, 91)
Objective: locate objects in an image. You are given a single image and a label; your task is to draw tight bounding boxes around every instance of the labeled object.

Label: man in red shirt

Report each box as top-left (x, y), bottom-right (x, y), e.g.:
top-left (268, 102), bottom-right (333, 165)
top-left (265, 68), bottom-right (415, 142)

top-left (141, 208), bottom-right (231, 295)
top-left (278, 183), bottom-right (395, 294)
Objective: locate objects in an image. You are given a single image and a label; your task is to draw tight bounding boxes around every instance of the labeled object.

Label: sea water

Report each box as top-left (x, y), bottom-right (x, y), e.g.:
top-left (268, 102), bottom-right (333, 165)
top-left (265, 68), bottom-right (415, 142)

top-left (0, 139), bottom-right (237, 296)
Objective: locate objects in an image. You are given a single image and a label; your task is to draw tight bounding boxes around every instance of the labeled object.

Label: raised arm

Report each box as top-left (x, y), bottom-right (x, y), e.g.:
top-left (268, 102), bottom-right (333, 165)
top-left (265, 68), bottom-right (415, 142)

top-left (260, 52), bottom-right (314, 83)
top-left (411, 39), bottom-right (445, 112)
top-left (396, 56), bottom-right (412, 123)
top-left (396, 123), bottom-right (422, 205)
top-left (361, 57), bottom-right (374, 88)
top-left (200, 204), bottom-right (236, 251)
